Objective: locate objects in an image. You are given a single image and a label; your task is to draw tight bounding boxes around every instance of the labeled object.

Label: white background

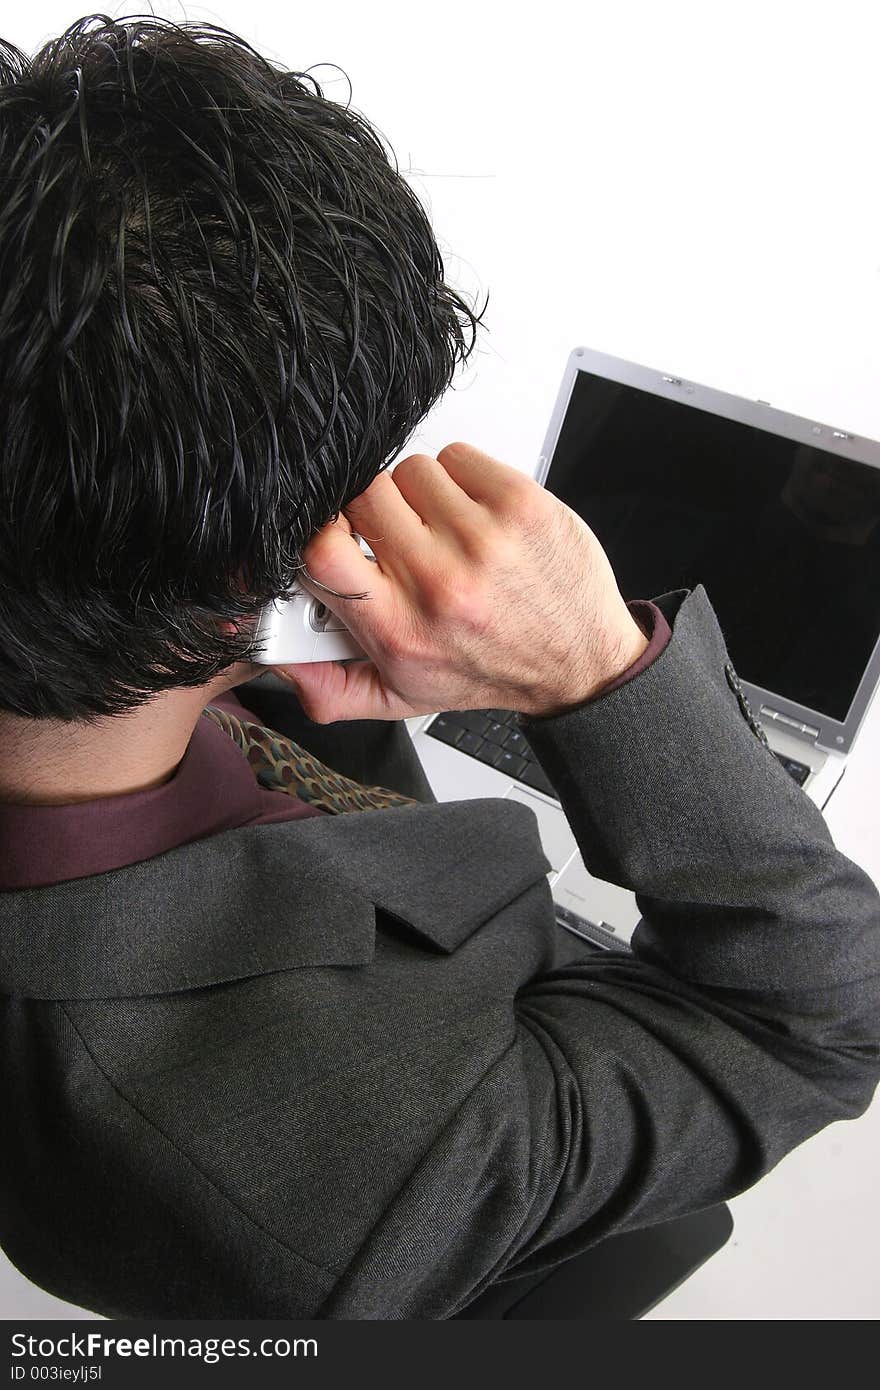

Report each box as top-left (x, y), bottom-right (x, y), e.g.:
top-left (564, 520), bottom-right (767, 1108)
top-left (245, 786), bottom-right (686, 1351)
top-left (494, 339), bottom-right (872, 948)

top-left (2, 0), bottom-right (879, 1320)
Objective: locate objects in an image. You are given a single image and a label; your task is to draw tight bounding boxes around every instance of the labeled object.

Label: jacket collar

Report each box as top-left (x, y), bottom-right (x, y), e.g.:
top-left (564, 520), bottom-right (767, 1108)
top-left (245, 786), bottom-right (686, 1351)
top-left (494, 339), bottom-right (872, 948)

top-left (0, 797), bottom-right (550, 1000)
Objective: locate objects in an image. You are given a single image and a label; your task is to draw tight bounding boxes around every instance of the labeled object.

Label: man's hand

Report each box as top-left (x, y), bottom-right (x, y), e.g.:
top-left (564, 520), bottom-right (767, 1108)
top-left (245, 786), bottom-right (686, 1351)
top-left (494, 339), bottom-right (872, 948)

top-left (271, 441), bottom-right (648, 723)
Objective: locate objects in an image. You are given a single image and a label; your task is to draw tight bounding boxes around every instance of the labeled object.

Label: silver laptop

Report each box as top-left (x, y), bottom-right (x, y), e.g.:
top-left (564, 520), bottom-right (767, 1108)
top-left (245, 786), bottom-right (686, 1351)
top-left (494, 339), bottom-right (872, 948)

top-left (408, 346), bottom-right (880, 951)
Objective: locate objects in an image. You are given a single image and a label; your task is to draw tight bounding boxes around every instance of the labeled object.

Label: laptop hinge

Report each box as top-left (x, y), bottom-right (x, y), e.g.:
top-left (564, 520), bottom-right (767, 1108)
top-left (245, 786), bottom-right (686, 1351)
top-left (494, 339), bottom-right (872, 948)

top-left (759, 706), bottom-right (820, 741)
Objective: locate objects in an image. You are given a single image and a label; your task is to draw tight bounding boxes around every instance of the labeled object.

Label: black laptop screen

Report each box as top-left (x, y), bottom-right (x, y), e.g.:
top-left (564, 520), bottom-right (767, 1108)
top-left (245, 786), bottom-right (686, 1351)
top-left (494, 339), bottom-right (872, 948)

top-left (545, 370), bottom-right (880, 723)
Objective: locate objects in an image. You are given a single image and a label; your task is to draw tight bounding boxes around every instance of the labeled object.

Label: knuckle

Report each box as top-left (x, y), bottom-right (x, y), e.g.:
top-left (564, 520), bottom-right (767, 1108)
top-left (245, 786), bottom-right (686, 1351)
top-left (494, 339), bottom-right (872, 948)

top-left (424, 572), bottom-right (490, 630)
top-left (463, 525), bottom-right (518, 573)
top-left (456, 590), bottom-right (492, 635)
top-left (308, 698), bottom-right (340, 725)
top-left (301, 527), bottom-right (335, 568)
top-left (279, 681), bottom-right (317, 721)
top-left (289, 687), bottom-right (324, 722)
top-left (501, 474), bottom-right (543, 528)
top-left (301, 703), bottom-right (328, 724)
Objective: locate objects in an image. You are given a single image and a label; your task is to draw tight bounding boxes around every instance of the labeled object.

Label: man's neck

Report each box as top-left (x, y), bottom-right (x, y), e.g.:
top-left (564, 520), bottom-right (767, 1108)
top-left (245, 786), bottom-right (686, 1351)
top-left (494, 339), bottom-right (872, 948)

top-left (0, 664), bottom-right (257, 806)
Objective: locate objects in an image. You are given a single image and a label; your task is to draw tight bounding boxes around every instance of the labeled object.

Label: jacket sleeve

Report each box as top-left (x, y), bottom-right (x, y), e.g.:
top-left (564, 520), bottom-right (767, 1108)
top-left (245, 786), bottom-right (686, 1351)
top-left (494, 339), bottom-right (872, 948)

top-left (492, 582), bottom-right (880, 1277)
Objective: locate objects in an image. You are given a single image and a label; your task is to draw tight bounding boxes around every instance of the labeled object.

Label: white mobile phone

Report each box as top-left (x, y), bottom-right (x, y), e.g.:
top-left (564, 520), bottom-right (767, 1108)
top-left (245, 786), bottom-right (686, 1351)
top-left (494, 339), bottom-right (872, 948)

top-left (252, 584), bottom-right (366, 665)
top-left (252, 533), bottom-right (375, 665)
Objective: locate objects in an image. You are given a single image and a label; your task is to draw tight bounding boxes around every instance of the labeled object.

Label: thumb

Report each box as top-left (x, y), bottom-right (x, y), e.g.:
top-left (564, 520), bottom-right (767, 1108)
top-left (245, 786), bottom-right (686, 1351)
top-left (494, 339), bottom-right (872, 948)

top-left (297, 516), bottom-right (381, 618)
top-left (273, 657), bottom-right (416, 723)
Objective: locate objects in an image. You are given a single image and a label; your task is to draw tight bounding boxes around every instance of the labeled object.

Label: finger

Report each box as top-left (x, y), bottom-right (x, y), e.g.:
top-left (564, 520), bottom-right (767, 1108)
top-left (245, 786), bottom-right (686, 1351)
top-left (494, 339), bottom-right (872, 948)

top-left (272, 659), bottom-right (349, 720)
top-left (388, 453), bottom-right (485, 544)
top-left (298, 516), bottom-right (389, 607)
top-left (434, 440), bottom-right (538, 512)
top-left (341, 467), bottom-right (432, 577)
top-left (273, 658), bottom-right (418, 723)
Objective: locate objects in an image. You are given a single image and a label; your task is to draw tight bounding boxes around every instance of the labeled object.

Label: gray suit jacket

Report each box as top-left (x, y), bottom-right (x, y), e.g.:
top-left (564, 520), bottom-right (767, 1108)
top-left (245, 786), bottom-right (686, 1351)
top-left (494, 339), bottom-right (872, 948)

top-left (2, 585), bottom-right (879, 1319)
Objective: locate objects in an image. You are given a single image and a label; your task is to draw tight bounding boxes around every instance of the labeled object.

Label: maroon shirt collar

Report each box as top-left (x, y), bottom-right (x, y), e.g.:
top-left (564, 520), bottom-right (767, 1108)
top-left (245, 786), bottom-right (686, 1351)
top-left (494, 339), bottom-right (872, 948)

top-left (0, 715), bottom-right (265, 892)
top-left (0, 601), bottom-right (670, 895)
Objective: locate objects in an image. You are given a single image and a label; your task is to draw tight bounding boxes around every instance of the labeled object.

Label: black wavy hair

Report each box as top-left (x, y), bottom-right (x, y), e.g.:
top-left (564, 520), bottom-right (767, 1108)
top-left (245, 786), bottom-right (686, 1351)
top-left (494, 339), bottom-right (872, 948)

top-left (0, 13), bottom-right (487, 720)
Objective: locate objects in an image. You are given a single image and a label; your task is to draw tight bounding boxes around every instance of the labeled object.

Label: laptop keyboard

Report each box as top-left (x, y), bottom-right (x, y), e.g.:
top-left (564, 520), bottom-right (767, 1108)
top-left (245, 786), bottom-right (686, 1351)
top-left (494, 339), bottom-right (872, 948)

top-left (424, 709), bottom-right (557, 799)
top-left (425, 710), bottom-right (813, 792)
top-left (773, 752), bottom-right (812, 786)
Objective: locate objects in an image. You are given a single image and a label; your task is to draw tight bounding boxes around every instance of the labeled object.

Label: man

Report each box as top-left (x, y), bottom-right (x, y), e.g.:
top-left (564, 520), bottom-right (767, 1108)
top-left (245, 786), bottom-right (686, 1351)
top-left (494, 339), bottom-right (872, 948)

top-left (1, 16), bottom-right (878, 1321)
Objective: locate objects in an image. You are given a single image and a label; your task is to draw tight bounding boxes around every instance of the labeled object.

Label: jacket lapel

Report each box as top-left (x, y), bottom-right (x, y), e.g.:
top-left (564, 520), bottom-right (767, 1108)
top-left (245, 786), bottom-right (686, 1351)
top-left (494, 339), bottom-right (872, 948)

top-left (0, 797), bottom-right (550, 1000)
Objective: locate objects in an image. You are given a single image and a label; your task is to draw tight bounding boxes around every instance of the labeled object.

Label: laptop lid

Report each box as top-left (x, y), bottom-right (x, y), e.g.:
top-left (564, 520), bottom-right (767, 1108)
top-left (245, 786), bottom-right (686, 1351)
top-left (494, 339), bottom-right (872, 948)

top-left (534, 347), bottom-right (880, 757)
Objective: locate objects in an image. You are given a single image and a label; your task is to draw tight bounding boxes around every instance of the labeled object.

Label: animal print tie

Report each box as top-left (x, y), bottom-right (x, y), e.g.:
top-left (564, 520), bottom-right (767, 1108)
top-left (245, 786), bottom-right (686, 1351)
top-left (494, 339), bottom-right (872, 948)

top-left (201, 704), bottom-right (418, 814)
